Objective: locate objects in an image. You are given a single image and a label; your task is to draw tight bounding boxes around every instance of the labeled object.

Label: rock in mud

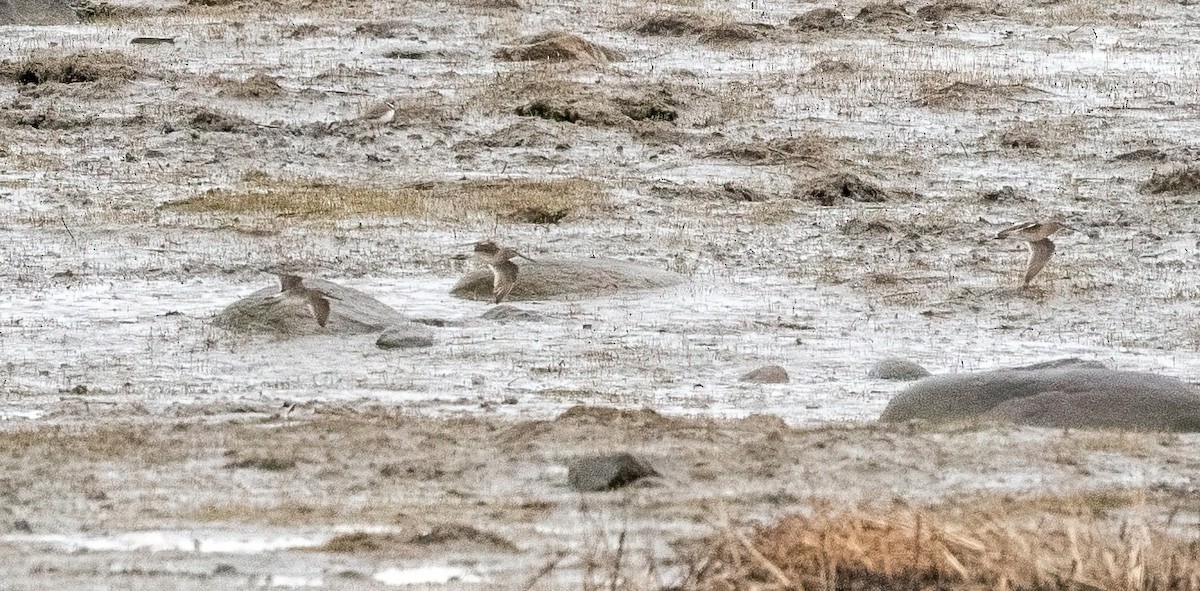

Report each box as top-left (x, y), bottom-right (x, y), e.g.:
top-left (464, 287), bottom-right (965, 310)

top-left (880, 368), bottom-right (1200, 432)
top-left (451, 258), bottom-right (685, 301)
top-left (867, 358), bottom-right (930, 381)
top-left (568, 453), bottom-right (660, 492)
top-left (800, 172), bottom-right (890, 205)
top-left (480, 305), bottom-right (544, 322)
top-left (376, 325), bottom-right (435, 349)
top-left (0, 0), bottom-right (78, 24)
top-left (740, 365), bottom-right (790, 384)
top-left (214, 277), bottom-right (421, 338)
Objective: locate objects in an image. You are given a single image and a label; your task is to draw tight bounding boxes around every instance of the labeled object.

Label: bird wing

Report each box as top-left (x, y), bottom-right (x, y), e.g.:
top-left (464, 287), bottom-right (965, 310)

top-left (308, 294), bottom-right (332, 327)
top-left (278, 274), bottom-right (303, 291)
top-left (996, 220), bottom-right (1039, 239)
top-left (1023, 238), bottom-right (1056, 285)
top-left (490, 260), bottom-right (519, 303)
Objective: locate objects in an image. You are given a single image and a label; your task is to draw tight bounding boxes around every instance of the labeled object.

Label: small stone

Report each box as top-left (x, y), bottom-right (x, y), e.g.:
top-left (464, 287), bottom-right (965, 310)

top-left (739, 365), bottom-right (789, 384)
top-left (867, 358), bottom-right (930, 381)
top-left (567, 453), bottom-right (659, 492)
top-left (13, 519), bottom-right (31, 533)
top-left (376, 326), bottom-right (435, 349)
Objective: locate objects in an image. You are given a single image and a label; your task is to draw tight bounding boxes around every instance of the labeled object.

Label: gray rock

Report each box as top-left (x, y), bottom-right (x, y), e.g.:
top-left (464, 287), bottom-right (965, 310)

top-left (880, 368), bottom-right (1200, 432)
top-left (867, 358), bottom-right (930, 381)
top-left (376, 325), bottom-right (435, 349)
top-left (0, 0), bottom-right (78, 25)
top-left (567, 453), bottom-right (659, 492)
top-left (480, 304), bottom-right (544, 322)
top-left (739, 365), bottom-right (789, 384)
top-left (214, 277), bottom-right (414, 338)
top-left (1008, 358), bottom-right (1107, 371)
top-left (451, 257), bottom-right (685, 302)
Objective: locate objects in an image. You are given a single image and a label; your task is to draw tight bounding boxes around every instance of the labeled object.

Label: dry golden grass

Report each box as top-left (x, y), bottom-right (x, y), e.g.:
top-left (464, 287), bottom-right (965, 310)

top-left (683, 508), bottom-right (1200, 590)
top-left (0, 49), bottom-right (146, 85)
top-left (161, 177), bottom-right (606, 221)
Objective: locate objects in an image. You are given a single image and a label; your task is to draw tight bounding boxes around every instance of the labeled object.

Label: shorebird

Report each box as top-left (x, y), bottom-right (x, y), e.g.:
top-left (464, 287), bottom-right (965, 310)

top-left (465, 239), bottom-right (535, 304)
top-left (265, 274), bottom-right (341, 327)
top-left (359, 101), bottom-right (397, 127)
top-left (995, 220), bottom-right (1068, 288)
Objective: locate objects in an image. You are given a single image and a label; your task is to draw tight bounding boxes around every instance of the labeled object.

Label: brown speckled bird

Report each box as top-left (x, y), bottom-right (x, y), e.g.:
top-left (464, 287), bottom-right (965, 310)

top-left (267, 274), bottom-right (340, 327)
top-left (996, 220), bottom-right (1068, 288)
top-left (471, 239), bottom-right (534, 304)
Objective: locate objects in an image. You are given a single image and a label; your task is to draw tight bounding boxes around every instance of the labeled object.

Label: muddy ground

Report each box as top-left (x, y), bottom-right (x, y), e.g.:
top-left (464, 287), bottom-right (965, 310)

top-left (1, 0), bottom-right (1200, 587)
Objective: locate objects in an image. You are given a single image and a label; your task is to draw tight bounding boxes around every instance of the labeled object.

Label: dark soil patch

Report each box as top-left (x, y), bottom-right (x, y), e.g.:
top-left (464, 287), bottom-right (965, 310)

top-left (1140, 166), bottom-right (1200, 195)
top-left (916, 81), bottom-right (1045, 109)
top-left (650, 181), bottom-right (769, 202)
top-left (514, 85), bottom-right (679, 127)
top-left (853, 2), bottom-right (916, 28)
top-left (224, 456), bottom-right (296, 471)
top-left (999, 129), bottom-right (1043, 150)
top-left (1, 50), bottom-right (144, 85)
top-left (915, 0), bottom-right (996, 22)
top-left (282, 23), bottom-right (320, 39)
top-left (799, 173), bottom-right (890, 205)
top-left (979, 186), bottom-right (1027, 202)
top-left (495, 31), bottom-right (624, 63)
top-left (809, 59), bottom-right (856, 74)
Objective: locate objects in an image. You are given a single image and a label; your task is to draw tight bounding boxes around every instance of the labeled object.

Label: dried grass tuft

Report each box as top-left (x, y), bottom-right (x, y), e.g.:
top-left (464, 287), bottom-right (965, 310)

top-left (1140, 166), bottom-right (1200, 195)
top-left (495, 31), bottom-right (624, 63)
top-left (683, 509), bottom-right (1200, 590)
top-left (161, 177), bottom-right (605, 221)
top-left (1, 50), bottom-right (145, 85)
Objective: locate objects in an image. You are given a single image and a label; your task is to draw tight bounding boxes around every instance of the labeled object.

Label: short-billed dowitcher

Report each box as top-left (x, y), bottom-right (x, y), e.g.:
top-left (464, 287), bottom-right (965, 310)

top-left (995, 220), bottom-right (1068, 288)
top-left (266, 274), bottom-right (341, 327)
top-left (467, 239), bottom-right (535, 304)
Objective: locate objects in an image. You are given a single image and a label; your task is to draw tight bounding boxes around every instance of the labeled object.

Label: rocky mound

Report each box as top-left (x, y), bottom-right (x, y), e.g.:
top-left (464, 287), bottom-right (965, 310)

top-left (214, 277), bottom-right (432, 339)
top-left (450, 257), bottom-right (685, 301)
top-left (880, 368), bottom-right (1200, 432)
top-left (0, 0), bottom-right (78, 24)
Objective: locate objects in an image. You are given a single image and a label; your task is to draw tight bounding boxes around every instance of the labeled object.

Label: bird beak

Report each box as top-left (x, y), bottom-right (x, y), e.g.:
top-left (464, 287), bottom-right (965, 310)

top-left (450, 253), bottom-right (469, 261)
top-left (517, 253), bottom-right (535, 262)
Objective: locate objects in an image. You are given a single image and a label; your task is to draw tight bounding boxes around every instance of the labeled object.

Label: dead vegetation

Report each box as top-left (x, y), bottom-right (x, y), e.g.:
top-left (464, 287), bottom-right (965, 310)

top-left (1140, 166), bottom-right (1200, 195)
top-left (0, 50), bottom-right (145, 85)
top-left (705, 134), bottom-right (833, 166)
top-left (634, 12), bottom-right (763, 44)
top-left (681, 509), bottom-right (1200, 590)
top-left (316, 524), bottom-right (517, 555)
top-left (799, 172), bottom-right (893, 205)
top-left (494, 31), bottom-right (624, 63)
top-left (853, 2), bottom-right (918, 29)
top-left (916, 80), bottom-right (1048, 109)
top-left (213, 73), bottom-right (284, 99)
top-left (354, 19), bottom-right (408, 38)
top-left (161, 176), bottom-right (605, 221)
top-left (915, 0), bottom-right (996, 23)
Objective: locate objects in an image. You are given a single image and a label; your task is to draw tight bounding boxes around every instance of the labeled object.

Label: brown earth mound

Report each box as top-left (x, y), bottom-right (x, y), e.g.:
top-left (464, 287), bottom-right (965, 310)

top-left (707, 135), bottom-right (831, 166)
top-left (789, 7), bottom-right (847, 31)
top-left (635, 12), bottom-right (761, 43)
top-left (494, 31), bottom-right (624, 63)
top-left (215, 73), bottom-right (284, 99)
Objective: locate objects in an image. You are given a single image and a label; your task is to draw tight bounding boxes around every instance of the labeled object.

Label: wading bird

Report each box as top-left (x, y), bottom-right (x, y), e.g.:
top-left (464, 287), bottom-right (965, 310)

top-left (466, 239), bottom-right (535, 304)
top-left (266, 274), bottom-right (340, 327)
top-left (995, 220), bottom-right (1068, 288)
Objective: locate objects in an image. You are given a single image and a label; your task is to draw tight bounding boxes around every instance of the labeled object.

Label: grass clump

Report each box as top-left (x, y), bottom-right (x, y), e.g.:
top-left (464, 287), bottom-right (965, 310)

top-left (223, 456), bottom-right (297, 471)
top-left (162, 177), bottom-right (605, 221)
top-left (1140, 166), bottom-right (1200, 195)
top-left (682, 509), bottom-right (1200, 590)
top-left (2, 50), bottom-right (144, 85)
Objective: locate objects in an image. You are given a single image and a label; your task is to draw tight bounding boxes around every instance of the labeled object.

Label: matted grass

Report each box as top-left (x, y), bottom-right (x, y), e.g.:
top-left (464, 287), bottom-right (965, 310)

top-left (161, 177), bottom-right (606, 221)
top-left (683, 508), bottom-right (1200, 590)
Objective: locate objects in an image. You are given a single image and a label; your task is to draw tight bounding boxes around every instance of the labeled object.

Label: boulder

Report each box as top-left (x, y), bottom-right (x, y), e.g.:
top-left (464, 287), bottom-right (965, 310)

top-left (867, 358), bottom-right (930, 381)
top-left (1008, 357), bottom-right (1106, 371)
top-left (880, 368), bottom-right (1200, 432)
top-left (739, 365), bottom-right (789, 384)
top-left (451, 257), bottom-right (685, 301)
top-left (568, 453), bottom-right (659, 492)
top-left (214, 277), bottom-right (422, 338)
top-left (376, 325), bottom-right (435, 349)
top-left (0, 0), bottom-right (78, 25)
